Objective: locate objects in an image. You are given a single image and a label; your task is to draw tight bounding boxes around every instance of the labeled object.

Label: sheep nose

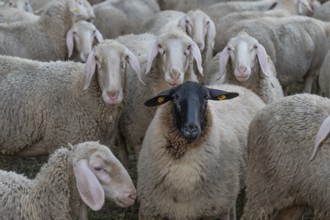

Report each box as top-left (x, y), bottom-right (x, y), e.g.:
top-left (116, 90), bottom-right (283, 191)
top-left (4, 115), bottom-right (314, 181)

top-left (107, 90), bottom-right (119, 99)
top-left (238, 64), bottom-right (247, 73)
top-left (129, 191), bottom-right (137, 200)
top-left (170, 68), bottom-right (181, 80)
top-left (182, 124), bottom-right (200, 141)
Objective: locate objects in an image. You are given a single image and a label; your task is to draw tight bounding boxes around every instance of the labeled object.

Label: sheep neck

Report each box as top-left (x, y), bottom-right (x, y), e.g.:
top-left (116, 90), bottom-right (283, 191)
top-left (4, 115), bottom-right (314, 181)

top-left (159, 103), bottom-right (213, 159)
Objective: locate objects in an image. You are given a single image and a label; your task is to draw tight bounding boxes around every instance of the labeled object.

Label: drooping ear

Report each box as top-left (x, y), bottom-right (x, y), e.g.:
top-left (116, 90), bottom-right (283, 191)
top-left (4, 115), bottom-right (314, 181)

top-left (146, 40), bottom-right (159, 74)
top-left (73, 159), bottom-right (105, 211)
top-left (219, 48), bottom-right (229, 80)
top-left (94, 30), bottom-right (104, 43)
top-left (207, 20), bottom-right (216, 49)
top-left (190, 41), bottom-right (203, 75)
top-left (178, 16), bottom-right (188, 32)
top-left (207, 88), bottom-right (239, 101)
top-left (256, 43), bottom-right (270, 77)
top-left (310, 116), bottom-right (330, 161)
top-left (84, 51), bottom-right (96, 90)
top-left (66, 28), bottom-right (75, 58)
top-left (125, 49), bottom-right (145, 85)
top-left (144, 88), bottom-right (175, 107)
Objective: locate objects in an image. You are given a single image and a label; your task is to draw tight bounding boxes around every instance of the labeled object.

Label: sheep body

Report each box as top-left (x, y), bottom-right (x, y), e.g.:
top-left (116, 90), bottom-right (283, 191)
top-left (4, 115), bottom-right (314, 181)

top-left (241, 94), bottom-right (330, 220)
top-left (0, 141), bottom-right (136, 220)
top-left (220, 16), bottom-right (330, 93)
top-left (138, 82), bottom-right (265, 219)
top-left (0, 7), bottom-right (39, 23)
top-left (0, 39), bottom-right (142, 156)
top-left (0, 0), bottom-right (94, 61)
top-left (318, 50), bottom-right (330, 97)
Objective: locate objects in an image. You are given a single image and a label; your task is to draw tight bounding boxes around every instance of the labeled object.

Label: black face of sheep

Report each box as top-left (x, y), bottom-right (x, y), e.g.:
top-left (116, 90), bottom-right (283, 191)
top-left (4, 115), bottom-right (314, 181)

top-left (144, 81), bottom-right (239, 141)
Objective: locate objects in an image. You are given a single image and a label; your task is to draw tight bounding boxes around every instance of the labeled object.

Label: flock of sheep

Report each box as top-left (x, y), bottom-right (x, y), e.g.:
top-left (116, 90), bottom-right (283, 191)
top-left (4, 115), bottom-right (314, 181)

top-left (0, 0), bottom-right (329, 219)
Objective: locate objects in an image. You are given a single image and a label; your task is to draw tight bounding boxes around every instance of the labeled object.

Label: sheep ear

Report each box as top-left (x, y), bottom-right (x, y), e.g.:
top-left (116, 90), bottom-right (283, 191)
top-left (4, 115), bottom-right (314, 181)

top-left (84, 51), bottom-right (96, 90)
top-left (256, 44), bottom-right (270, 78)
top-left (310, 116), bottom-right (330, 161)
top-left (207, 20), bottom-right (216, 49)
top-left (207, 88), bottom-right (239, 101)
top-left (95, 30), bottom-right (104, 43)
top-left (144, 88), bottom-right (175, 107)
top-left (190, 41), bottom-right (203, 75)
top-left (70, 0), bottom-right (80, 14)
top-left (66, 28), bottom-right (74, 58)
top-left (219, 48), bottom-right (229, 80)
top-left (298, 0), bottom-right (313, 14)
top-left (73, 159), bottom-right (105, 211)
top-left (146, 40), bottom-right (159, 74)
top-left (178, 16), bottom-right (187, 32)
top-left (125, 49), bottom-right (145, 85)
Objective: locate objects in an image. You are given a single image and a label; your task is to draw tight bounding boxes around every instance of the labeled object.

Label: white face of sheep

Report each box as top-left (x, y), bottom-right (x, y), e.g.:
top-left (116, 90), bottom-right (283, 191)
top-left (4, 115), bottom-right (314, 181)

top-left (84, 41), bottom-right (143, 105)
top-left (4, 0), bottom-right (33, 12)
top-left (66, 20), bottom-right (104, 62)
top-left (69, 0), bottom-right (95, 23)
top-left (72, 142), bottom-right (136, 211)
top-left (146, 32), bottom-right (203, 86)
top-left (178, 10), bottom-right (216, 52)
top-left (219, 32), bottom-right (270, 82)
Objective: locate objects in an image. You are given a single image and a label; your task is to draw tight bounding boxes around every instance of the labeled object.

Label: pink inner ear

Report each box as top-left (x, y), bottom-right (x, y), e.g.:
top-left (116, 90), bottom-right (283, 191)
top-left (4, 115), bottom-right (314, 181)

top-left (84, 52), bottom-right (96, 90)
top-left (146, 40), bottom-right (159, 74)
top-left (207, 20), bottom-right (216, 49)
top-left (257, 44), bottom-right (270, 77)
top-left (219, 48), bottom-right (229, 80)
top-left (73, 159), bottom-right (105, 211)
top-left (66, 29), bottom-right (74, 58)
top-left (190, 41), bottom-right (203, 75)
top-left (95, 30), bottom-right (104, 43)
top-left (310, 115), bottom-right (330, 161)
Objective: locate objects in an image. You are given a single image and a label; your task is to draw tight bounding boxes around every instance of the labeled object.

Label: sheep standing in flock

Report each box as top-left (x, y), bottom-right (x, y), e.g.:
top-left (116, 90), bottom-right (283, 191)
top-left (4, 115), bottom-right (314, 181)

top-left (0, 40), bottom-right (143, 156)
top-left (0, 0), bottom-right (94, 61)
top-left (117, 29), bottom-right (203, 163)
top-left (241, 94), bottom-right (330, 220)
top-left (207, 31), bottom-right (283, 103)
top-left (0, 141), bottom-right (136, 219)
top-left (138, 81), bottom-right (265, 219)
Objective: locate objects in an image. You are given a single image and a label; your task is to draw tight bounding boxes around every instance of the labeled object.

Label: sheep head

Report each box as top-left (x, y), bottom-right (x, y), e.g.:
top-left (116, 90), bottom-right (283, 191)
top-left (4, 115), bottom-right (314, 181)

top-left (144, 81), bottom-right (238, 141)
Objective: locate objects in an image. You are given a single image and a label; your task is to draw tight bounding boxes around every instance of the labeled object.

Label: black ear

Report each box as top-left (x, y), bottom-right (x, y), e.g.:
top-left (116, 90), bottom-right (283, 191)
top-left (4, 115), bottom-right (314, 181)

top-left (207, 88), bottom-right (239, 101)
top-left (144, 88), bottom-right (175, 107)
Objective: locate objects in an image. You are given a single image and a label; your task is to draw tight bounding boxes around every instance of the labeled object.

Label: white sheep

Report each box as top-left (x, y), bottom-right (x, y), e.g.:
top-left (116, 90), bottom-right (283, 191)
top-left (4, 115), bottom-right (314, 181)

top-left (219, 16), bottom-right (330, 93)
top-left (144, 9), bottom-right (216, 83)
top-left (0, 7), bottom-right (39, 23)
top-left (313, 1), bottom-right (330, 21)
top-left (93, 0), bottom-right (160, 39)
top-left (116, 29), bottom-right (203, 165)
top-left (0, 39), bottom-right (143, 157)
top-left (0, 141), bottom-right (136, 219)
top-left (3, 0), bottom-right (33, 12)
top-left (138, 81), bottom-right (265, 219)
top-left (241, 94), bottom-right (330, 220)
top-left (0, 0), bottom-right (95, 61)
top-left (212, 31), bottom-right (283, 103)
top-left (66, 20), bottom-right (104, 62)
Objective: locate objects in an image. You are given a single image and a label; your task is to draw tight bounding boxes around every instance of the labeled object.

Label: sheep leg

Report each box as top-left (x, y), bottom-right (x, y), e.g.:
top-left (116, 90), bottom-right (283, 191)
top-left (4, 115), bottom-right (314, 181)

top-left (115, 128), bottom-right (130, 168)
top-left (303, 74), bottom-right (314, 93)
top-left (274, 206), bottom-right (305, 220)
top-left (78, 203), bottom-right (88, 220)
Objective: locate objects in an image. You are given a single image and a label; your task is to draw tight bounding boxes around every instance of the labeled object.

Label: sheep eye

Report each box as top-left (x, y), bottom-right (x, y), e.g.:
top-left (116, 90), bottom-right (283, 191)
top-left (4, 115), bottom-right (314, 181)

top-left (94, 166), bottom-right (102, 171)
top-left (73, 31), bottom-right (77, 35)
top-left (9, 2), bottom-right (13, 6)
top-left (92, 30), bottom-right (96, 34)
top-left (185, 20), bottom-right (189, 24)
top-left (158, 44), bottom-right (162, 49)
top-left (94, 55), bottom-right (99, 61)
top-left (206, 21), bottom-right (210, 25)
top-left (227, 47), bottom-right (232, 51)
top-left (187, 45), bottom-right (192, 50)
top-left (125, 55), bottom-right (129, 61)
top-left (254, 45), bottom-right (258, 49)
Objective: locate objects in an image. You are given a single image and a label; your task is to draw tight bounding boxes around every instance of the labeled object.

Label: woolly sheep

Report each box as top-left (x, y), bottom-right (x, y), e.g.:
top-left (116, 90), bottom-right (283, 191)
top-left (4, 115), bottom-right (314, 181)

top-left (66, 20), bottom-right (104, 62)
top-left (220, 16), bottom-right (330, 93)
top-left (0, 40), bottom-right (143, 156)
top-left (313, 1), bottom-right (330, 21)
top-left (318, 50), bottom-right (330, 97)
top-left (116, 29), bottom-right (203, 165)
top-left (0, 6), bottom-right (39, 23)
top-left (0, 141), bottom-right (136, 219)
top-left (0, 0), bottom-right (94, 61)
top-left (93, 0), bottom-right (160, 39)
top-left (215, 31), bottom-right (283, 103)
top-left (138, 81), bottom-right (265, 219)
top-left (144, 9), bottom-right (216, 82)
top-left (3, 0), bottom-right (33, 12)
top-left (241, 94), bottom-right (330, 220)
